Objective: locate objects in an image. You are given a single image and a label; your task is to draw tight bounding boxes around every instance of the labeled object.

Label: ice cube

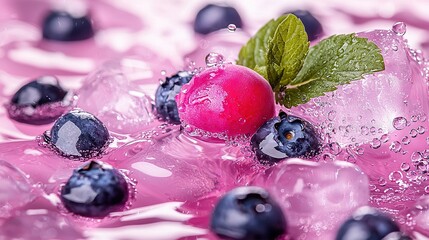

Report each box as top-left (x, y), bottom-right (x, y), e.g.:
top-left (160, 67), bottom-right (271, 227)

top-left (291, 29), bottom-right (429, 146)
top-left (77, 58), bottom-right (157, 134)
top-left (253, 158), bottom-right (369, 240)
top-left (0, 160), bottom-right (33, 218)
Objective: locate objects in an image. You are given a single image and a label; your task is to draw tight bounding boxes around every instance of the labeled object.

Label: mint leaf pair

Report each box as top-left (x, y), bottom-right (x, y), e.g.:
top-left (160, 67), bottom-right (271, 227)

top-left (237, 14), bottom-right (385, 108)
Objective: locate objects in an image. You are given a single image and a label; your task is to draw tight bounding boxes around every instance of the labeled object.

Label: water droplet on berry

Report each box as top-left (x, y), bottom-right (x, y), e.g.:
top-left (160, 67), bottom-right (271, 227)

top-left (205, 52), bottom-right (225, 67)
top-left (227, 24), bottom-right (237, 32)
top-left (393, 117), bottom-right (407, 130)
top-left (392, 22), bottom-right (406, 36)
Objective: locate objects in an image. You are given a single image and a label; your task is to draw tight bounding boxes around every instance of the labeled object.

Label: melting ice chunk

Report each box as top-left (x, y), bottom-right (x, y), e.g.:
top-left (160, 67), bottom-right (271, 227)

top-left (253, 158), bottom-right (369, 239)
top-left (292, 29), bottom-right (429, 146)
top-left (0, 160), bottom-right (33, 218)
top-left (77, 58), bottom-right (155, 134)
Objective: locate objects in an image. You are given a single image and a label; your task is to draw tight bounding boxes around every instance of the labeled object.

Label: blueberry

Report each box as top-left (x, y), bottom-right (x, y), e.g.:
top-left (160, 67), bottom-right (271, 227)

top-left (42, 10), bottom-right (94, 41)
top-left (336, 207), bottom-right (402, 240)
top-left (194, 4), bottom-right (243, 35)
top-left (210, 186), bottom-right (287, 240)
top-left (154, 71), bottom-right (193, 124)
top-left (49, 110), bottom-right (110, 158)
top-left (251, 111), bottom-right (321, 164)
top-left (7, 76), bottom-right (70, 125)
top-left (286, 10), bottom-right (323, 41)
top-left (60, 161), bottom-right (128, 218)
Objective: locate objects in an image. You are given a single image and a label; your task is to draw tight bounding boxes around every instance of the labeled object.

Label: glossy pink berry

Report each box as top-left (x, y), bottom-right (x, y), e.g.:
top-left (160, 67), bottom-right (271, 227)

top-left (176, 64), bottom-right (275, 137)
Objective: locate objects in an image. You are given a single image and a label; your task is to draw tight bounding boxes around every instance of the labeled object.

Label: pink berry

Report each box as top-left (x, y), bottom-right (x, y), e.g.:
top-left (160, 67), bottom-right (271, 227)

top-left (176, 64), bottom-right (275, 136)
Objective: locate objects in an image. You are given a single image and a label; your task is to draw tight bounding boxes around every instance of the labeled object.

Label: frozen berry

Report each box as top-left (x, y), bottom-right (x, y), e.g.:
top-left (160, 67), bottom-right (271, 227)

top-left (251, 111), bottom-right (321, 164)
top-left (194, 4), bottom-right (243, 35)
top-left (7, 76), bottom-right (70, 125)
top-left (336, 207), bottom-right (402, 240)
top-left (42, 10), bottom-right (94, 41)
top-left (210, 186), bottom-right (287, 240)
top-left (286, 10), bottom-right (322, 41)
top-left (155, 71), bottom-right (193, 124)
top-left (176, 64), bottom-right (275, 137)
top-left (60, 161), bottom-right (128, 218)
top-left (49, 109), bottom-right (110, 158)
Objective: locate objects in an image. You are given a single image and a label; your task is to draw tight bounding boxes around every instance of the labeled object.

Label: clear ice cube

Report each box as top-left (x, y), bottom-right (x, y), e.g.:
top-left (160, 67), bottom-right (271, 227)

top-left (77, 58), bottom-right (157, 134)
top-left (0, 160), bottom-right (33, 218)
top-left (253, 159), bottom-right (369, 240)
top-left (292, 30), bottom-right (429, 146)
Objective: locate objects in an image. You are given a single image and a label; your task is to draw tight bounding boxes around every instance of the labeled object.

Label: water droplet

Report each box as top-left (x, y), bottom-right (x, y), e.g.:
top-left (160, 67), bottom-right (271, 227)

top-left (391, 45), bottom-right (398, 51)
top-left (425, 186), bottom-right (429, 194)
top-left (370, 138), bottom-right (381, 149)
top-left (327, 110), bottom-right (336, 121)
top-left (227, 24), bottom-right (237, 32)
top-left (417, 126), bottom-right (426, 134)
top-left (160, 70), bottom-right (167, 76)
top-left (328, 142), bottom-right (342, 155)
top-left (402, 136), bottom-right (410, 145)
top-left (378, 177), bottom-right (387, 186)
top-left (393, 117), bottom-right (407, 130)
top-left (389, 141), bottom-right (402, 153)
top-left (380, 134), bottom-right (389, 143)
top-left (205, 52), bottom-right (225, 67)
top-left (400, 163), bottom-right (410, 171)
top-left (392, 22), bottom-right (406, 36)
top-left (411, 151), bottom-right (423, 163)
top-left (389, 171), bottom-right (403, 182)
top-left (410, 129), bottom-right (418, 138)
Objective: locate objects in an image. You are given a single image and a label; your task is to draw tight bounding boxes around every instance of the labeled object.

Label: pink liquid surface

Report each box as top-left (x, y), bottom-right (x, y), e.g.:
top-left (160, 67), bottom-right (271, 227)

top-left (1, 0), bottom-right (429, 239)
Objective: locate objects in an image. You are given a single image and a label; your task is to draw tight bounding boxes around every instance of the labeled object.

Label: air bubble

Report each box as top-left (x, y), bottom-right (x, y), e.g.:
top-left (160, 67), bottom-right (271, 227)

top-left (392, 22), bottom-right (406, 36)
top-left (227, 24), bottom-right (237, 32)
top-left (393, 117), bottom-right (407, 130)
top-left (205, 52), bottom-right (225, 67)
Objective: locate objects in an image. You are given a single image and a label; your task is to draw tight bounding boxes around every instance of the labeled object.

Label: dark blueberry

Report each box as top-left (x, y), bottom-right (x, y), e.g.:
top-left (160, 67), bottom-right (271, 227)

top-left (286, 10), bottom-right (323, 41)
top-left (42, 10), bottom-right (94, 41)
top-left (194, 4), bottom-right (243, 35)
top-left (60, 161), bottom-right (128, 218)
top-left (336, 207), bottom-right (402, 240)
top-left (7, 76), bottom-right (69, 125)
top-left (155, 71), bottom-right (193, 124)
top-left (49, 110), bottom-right (109, 158)
top-left (210, 186), bottom-right (287, 240)
top-left (251, 111), bottom-right (321, 164)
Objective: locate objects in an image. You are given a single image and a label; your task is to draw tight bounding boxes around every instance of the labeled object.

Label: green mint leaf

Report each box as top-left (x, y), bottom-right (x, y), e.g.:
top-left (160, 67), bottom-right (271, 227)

top-left (237, 15), bottom-right (288, 79)
top-left (267, 14), bottom-right (309, 90)
top-left (277, 34), bottom-right (385, 108)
